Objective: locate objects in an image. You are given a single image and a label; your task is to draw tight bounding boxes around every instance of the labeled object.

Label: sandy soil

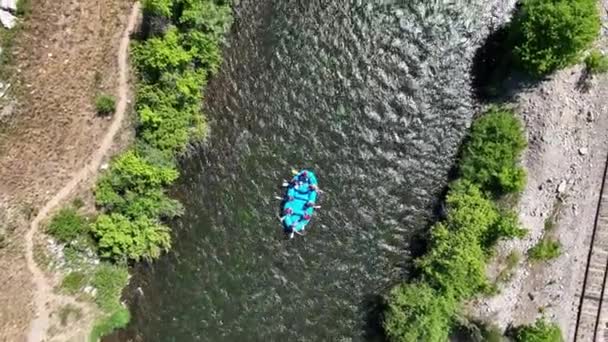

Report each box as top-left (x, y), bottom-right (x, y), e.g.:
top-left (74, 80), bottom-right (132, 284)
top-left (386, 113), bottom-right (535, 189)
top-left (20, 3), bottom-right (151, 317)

top-left (0, 0), bottom-right (134, 340)
top-left (472, 3), bottom-right (608, 338)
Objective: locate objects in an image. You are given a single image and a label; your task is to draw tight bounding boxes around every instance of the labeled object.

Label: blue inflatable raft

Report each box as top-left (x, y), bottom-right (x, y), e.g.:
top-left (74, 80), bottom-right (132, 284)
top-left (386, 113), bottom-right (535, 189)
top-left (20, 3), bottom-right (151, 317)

top-left (281, 170), bottom-right (318, 237)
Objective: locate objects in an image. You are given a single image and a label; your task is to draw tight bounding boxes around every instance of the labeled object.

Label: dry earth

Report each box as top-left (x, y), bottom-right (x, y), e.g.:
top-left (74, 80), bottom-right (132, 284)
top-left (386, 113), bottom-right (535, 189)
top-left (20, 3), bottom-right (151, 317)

top-left (472, 2), bottom-right (608, 339)
top-left (0, 0), bottom-right (134, 340)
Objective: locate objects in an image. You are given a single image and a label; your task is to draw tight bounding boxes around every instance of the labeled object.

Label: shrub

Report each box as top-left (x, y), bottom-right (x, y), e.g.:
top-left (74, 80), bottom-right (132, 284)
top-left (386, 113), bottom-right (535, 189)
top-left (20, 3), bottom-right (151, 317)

top-left (485, 210), bottom-right (527, 247)
top-left (515, 318), bottom-right (563, 342)
top-left (419, 222), bottom-right (489, 299)
top-left (585, 49), bottom-right (608, 74)
top-left (95, 150), bottom-right (178, 210)
top-left (92, 213), bottom-right (171, 261)
top-left (528, 239), bottom-right (561, 261)
top-left (175, 0), bottom-right (233, 42)
top-left (95, 94), bottom-right (116, 116)
top-left (60, 271), bottom-right (87, 294)
top-left (459, 107), bottom-right (527, 195)
top-left (47, 207), bottom-right (89, 243)
top-left (512, 0), bottom-right (600, 76)
top-left (383, 282), bottom-right (456, 342)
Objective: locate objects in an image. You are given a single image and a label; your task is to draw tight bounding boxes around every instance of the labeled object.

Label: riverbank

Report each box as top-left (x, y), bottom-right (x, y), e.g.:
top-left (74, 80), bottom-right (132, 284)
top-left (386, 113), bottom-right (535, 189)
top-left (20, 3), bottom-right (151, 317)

top-left (0, 0), bottom-right (134, 340)
top-left (472, 43), bottom-right (608, 340)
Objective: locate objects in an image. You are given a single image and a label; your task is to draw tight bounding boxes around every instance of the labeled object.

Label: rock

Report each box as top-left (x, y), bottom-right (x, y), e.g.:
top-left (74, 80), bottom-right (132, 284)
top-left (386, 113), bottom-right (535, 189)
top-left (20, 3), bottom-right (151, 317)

top-left (587, 110), bottom-right (595, 122)
top-left (0, 9), bottom-right (15, 29)
top-left (100, 163), bottom-right (109, 171)
top-left (0, 0), bottom-right (16, 12)
top-left (557, 181), bottom-right (567, 194)
top-left (579, 147), bottom-right (588, 155)
top-left (83, 286), bottom-right (94, 294)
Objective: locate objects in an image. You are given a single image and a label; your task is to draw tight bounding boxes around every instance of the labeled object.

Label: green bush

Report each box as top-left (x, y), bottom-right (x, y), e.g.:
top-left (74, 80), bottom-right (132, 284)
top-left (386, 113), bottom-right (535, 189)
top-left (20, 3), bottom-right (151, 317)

top-left (515, 318), bottom-right (563, 342)
top-left (60, 271), bottom-right (87, 294)
top-left (90, 307), bottom-right (131, 342)
top-left (528, 239), bottom-right (561, 261)
top-left (95, 94), bottom-right (116, 116)
top-left (47, 207), bottom-right (89, 243)
top-left (383, 282), bottom-right (456, 342)
top-left (92, 213), bottom-right (171, 261)
top-left (512, 0), bottom-right (600, 76)
top-left (92, 263), bottom-right (129, 312)
top-left (585, 49), bottom-right (608, 74)
top-left (95, 150), bottom-right (178, 210)
top-left (485, 210), bottom-right (527, 247)
top-left (459, 107), bottom-right (527, 195)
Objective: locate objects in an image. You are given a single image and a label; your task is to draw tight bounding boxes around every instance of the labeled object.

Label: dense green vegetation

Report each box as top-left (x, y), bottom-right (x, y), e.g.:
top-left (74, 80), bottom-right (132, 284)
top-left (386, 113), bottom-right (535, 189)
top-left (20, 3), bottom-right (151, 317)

top-left (512, 0), bottom-right (600, 76)
top-left (585, 49), bottom-right (608, 74)
top-left (91, 0), bottom-right (232, 265)
top-left (383, 107), bottom-right (528, 341)
top-left (459, 107), bottom-right (527, 195)
top-left (95, 94), bottom-right (116, 115)
top-left (47, 207), bottom-right (89, 243)
top-left (514, 318), bottom-right (563, 342)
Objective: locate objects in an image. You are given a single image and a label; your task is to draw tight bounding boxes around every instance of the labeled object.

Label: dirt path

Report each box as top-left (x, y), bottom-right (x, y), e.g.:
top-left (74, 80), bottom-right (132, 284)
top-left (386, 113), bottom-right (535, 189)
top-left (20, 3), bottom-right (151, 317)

top-left (25, 3), bottom-right (140, 341)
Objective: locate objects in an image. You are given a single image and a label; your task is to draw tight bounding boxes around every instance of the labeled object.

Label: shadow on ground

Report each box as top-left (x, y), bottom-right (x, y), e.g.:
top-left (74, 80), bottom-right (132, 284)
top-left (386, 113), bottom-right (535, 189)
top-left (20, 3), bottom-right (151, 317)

top-left (470, 7), bottom-right (543, 103)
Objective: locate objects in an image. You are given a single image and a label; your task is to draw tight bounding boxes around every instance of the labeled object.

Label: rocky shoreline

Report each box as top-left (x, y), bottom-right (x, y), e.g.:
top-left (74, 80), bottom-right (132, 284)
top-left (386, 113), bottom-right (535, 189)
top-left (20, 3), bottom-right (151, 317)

top-left (471, 0), bottom-right (608, 337)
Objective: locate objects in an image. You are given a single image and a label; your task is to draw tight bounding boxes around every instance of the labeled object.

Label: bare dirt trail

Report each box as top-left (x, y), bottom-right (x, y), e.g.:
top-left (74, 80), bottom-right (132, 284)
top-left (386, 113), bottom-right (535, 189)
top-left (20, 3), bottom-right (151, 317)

top-left (25, 3), bottom-right (140, 341)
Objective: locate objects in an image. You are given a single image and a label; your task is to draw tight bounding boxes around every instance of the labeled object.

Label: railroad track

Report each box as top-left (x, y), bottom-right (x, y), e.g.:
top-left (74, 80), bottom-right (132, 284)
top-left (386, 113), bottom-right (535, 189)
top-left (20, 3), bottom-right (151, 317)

top-left (574, 151), bottom-right (608, 342)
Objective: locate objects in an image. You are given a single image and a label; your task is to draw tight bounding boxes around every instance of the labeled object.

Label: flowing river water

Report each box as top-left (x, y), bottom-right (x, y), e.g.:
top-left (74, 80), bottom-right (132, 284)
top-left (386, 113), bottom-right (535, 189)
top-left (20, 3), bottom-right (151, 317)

top-left (115, 1), bottom-right (512, 341)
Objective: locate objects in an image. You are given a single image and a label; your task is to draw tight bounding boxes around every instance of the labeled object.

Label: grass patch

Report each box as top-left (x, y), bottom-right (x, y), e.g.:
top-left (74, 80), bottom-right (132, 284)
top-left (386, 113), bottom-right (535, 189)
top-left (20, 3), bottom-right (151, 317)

top-left (60, 271), bottom-right (88, 294)
top-left (543, 217), bottom-right (555, 232)
top-left (528, 239), bottom-right (561, 261)
top-left (90, 307), bottom-right (130, 342)
top-left (57, 304), bottom-right (82, 326)
top-left (72, 197), bottom-right (85, 209)
top-left (95, 93), bottom-right (116, 116)
top-left (497, 250), bottom-right (521, 283)
top-left (33, 242), bottom-right (52, 270)
top-left (585, 49), bottom-right (608, 74)
top-left (91, 263), bottom-right (129, 312)
top-left (47, 207), bottom-right (89, 243)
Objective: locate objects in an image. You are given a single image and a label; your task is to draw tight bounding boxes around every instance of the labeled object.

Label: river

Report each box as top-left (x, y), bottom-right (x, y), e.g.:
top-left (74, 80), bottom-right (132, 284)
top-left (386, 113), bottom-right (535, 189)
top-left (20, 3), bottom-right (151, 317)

top-left (114, 1), bottom-right (509, 341)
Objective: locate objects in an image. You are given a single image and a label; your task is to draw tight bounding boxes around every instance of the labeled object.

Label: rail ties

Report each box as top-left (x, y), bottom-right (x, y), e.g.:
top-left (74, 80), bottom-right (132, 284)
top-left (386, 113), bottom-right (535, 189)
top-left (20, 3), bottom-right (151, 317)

top-left (574, 151), bottom-right (608, 342)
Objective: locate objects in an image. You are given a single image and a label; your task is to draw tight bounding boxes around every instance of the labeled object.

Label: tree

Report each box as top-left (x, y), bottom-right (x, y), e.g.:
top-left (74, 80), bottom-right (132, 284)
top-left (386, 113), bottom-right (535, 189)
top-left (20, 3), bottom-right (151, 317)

top-left (459, 107), bottom-right (527, 195)
top-left (512, 0), bottom-right (600, 75)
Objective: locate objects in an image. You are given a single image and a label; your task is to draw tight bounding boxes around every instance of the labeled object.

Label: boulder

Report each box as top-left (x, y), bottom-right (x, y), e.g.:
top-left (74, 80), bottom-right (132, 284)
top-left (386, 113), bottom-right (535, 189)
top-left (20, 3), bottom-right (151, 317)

top-left (0, 0), bottom-right (16, 12)
top-left (0, 9), bottom-right (15, 29)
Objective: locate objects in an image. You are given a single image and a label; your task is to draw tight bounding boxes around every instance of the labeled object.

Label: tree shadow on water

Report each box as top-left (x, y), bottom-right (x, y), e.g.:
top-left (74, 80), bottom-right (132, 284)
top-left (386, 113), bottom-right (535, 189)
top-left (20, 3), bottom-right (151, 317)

top-left (470, 15), bottom-right (543, 103)
top-left (361, 294), bottom-right (388, 342)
